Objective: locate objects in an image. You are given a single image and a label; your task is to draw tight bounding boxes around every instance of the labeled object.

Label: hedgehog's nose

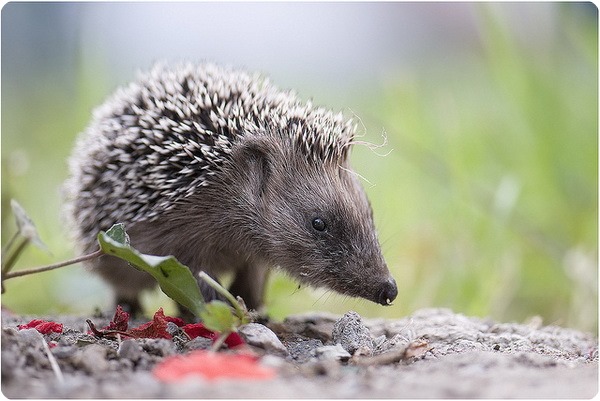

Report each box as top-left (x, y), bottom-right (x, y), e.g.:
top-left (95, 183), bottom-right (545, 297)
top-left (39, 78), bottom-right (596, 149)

top-left (377, 277), bottom-right (398, 306)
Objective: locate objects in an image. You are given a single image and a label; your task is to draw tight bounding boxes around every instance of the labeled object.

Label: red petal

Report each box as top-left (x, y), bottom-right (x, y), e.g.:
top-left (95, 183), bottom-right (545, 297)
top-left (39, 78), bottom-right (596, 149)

top-left (153, 350), bottom-right (276, 382)
top-left (18, 319), bottom-right (63, 334)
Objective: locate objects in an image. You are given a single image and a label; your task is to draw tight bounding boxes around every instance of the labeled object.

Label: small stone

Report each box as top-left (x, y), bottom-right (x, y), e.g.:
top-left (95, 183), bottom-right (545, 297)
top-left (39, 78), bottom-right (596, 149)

top-left (51, 345), bottom-right (77, 359)
top-left (184, 336), bottom-right (212, 351)
top-left (332, 311), bottom-right (373, 356)
top-left (239, 323), bottom-right (289, 356)
top-left (375, 333), bottom-right (409, 354)
top-left (140, 338), bottom-right (176, 357)
top-left (16, 328), bottom-right (45, 347)
top-left (286, 338), bottom-right (324, 363)
top-left (373, 335), bottom-right (387, 349)
top-left (117, 339), bottom-right (142, 362)
top-left (78, 344), bottom-right (109, 374)
top-left (314, 344), bottom-right (351, 361)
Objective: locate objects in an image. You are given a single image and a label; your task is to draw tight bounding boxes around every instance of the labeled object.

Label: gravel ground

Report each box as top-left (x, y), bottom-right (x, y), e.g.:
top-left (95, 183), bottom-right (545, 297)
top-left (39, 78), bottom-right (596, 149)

top-left (2, 308), bottom-right (597, 398)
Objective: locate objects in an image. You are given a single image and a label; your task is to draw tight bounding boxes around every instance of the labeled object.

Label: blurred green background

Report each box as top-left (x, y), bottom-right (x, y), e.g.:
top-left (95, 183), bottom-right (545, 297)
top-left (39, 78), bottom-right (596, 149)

top-left (2, 3), bottom-right (597, 332)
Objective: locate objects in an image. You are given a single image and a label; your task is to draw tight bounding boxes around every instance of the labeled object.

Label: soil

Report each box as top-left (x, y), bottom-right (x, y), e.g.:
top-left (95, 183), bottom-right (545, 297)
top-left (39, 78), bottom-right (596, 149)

top-left (2, 308), bottom-right (597, 398)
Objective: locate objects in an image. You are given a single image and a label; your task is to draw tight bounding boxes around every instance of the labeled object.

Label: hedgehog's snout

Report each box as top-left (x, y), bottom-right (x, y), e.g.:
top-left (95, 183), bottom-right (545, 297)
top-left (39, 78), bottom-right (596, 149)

top-left (376, 277), bottom-right (398, 306)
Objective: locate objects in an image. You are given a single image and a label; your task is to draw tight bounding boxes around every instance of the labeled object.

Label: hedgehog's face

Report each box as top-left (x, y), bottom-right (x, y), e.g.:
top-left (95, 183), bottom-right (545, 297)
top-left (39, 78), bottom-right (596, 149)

top-left (240, 138), bottom-right (397, 306)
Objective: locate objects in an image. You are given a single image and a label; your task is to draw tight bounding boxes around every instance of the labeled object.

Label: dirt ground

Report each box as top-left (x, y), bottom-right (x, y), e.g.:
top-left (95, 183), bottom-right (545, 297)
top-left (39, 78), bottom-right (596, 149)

top-left (2, 307), bottom-right (597, 398)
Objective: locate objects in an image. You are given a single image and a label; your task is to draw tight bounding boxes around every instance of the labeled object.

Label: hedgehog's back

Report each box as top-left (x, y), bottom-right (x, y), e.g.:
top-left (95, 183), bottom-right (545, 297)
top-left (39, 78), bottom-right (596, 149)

top-left (63, 63), bottom-right (354, 253)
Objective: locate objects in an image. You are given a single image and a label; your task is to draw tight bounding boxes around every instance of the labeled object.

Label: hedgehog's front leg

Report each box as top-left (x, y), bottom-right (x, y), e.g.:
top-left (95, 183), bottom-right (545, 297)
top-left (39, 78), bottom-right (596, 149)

top-left (228, 263), bottom-right (270, 311)
top-left (93, 254), bottom-right (158, 316)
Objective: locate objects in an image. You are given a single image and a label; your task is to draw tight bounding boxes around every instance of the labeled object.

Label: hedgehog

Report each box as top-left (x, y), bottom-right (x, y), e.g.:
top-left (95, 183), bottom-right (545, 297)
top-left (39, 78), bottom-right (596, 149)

top-left (64, 62), bottom-right (397, 314)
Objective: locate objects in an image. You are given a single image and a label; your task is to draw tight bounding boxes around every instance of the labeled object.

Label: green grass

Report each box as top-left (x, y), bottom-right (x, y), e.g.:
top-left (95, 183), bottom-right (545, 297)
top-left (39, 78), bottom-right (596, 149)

top-left (2, 5), bottom-right (597, 331)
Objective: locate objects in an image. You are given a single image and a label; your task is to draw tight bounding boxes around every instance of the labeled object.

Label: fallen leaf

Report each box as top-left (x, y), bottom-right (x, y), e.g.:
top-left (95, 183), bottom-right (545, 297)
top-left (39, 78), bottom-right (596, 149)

top-left (88, 308), bottom-right (172, 339)
top-left (126, 308), bottom-right (172, 339)
top-left (164, 316), bottom-right (186, 327)
top-left (181, 323), bottom-right (245, 348)
top-left (223, 332), bottom-right (245, 348)
top-left (18, 319), bottom-right (63, 334)
top-left (102, 305), bottom-right (130, 331)
top-left (88, 307), bottom-right (244, 346)
top-left (404, 339), bottom-right (430, 359)
top-left (153, 350), bottom-right (276, 382)
top-left (181, 322), bottom-right (218, 341)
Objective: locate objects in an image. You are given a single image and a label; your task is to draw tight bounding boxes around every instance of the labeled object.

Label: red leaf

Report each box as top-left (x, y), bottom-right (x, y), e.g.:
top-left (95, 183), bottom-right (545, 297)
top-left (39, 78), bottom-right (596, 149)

top-left (164, 315), bottom-right (186, 327)
top-left (126, 308), bottom-right (172, 339)
top-left (88, 307), bottom-right (171, 339)
top-left (182, 323), bottom-right (218, 341)
top-left (181, 323), bottom-right (245, 348)
top-left (224, 332), bottom-right (245, 348)
top-left (88, 307), bottom-right (244, 345)
top-left (18, 319), bottom-right (63, 334)
top-left (153, 350), bottom-right (276, 382)
top-left (102, 305), bottom-right (130, 331)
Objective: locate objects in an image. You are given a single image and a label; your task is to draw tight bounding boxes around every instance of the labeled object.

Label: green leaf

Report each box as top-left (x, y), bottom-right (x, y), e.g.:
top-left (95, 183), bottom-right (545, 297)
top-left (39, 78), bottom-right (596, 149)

top-left (104, 223), bottom-right (130, 246)
top-left (200, 300), bottom-right (237, 333)
top-left (10, 199), bottom-right (48, 252)
top-left (198, 271), bottom-right (249, 323)
top-left (97, 226), bottom-right (205, 317)
top-left (97, 224), bottom-right (245, 333)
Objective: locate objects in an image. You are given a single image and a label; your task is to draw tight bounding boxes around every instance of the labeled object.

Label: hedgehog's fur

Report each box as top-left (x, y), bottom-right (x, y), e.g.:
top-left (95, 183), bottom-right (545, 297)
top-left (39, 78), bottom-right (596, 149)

top-left (64, 62), bottom-right (397, 313)
top-left (67, 63), bottom-right (355, 240)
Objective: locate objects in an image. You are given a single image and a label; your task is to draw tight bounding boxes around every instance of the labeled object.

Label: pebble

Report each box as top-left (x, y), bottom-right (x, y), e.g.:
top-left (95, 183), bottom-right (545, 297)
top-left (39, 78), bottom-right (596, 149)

top-left (184, 336), bottom-right (212, 351)
top-left (51, 345), bottom-right (78, 359)
top-left (332, 311), bottom-right (374, 356)
top-left (117, 339), bottom-right (142, 362)
top-left (16, 328), bottom-right (45, 347)
top-left (314, 344), bottom-right (351, 362)
top-left (286, 338), bottom-right (324, 363)
top-left (140, 338), bottom-right (176, 357)
top-left (239, 323), bottom-right (289, 356)
top-left (78, 344), bottom-right (110, 374)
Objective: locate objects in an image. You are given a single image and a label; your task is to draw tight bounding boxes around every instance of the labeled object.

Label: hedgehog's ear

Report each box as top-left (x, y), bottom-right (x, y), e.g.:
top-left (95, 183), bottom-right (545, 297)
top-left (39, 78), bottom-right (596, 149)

top-left (235, 137), bottom-right (272, 198)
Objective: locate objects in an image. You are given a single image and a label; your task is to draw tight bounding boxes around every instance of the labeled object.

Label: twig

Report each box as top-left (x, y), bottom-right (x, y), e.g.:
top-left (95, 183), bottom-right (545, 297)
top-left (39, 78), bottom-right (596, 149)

top-left (352, 340), bottom-right (430, 366)
top-left (41, 339), bottom-right (64, 384)
top-left (351, 345), bottom-right (407, 366)
top-left (2, 249), bottom-right (103, 280)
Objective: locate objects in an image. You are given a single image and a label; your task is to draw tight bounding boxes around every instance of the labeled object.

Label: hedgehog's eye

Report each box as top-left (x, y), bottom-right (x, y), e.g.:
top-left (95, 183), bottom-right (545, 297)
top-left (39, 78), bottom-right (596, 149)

top-left (312, 217), bottom-right (326, 232)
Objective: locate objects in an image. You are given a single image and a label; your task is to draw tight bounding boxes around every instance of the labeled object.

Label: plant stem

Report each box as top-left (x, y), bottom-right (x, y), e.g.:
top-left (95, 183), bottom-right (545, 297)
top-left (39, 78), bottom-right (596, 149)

top-left (198, 271), bottom-right (246, 319)
top-left (210, 331), bottom-right (231, 352)
top-left (2, 249), bottom-right (103, 280)
top-left (1, 231), bottom-right (20, 259)
top-left (1, 236), bottom-right (30, 276)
